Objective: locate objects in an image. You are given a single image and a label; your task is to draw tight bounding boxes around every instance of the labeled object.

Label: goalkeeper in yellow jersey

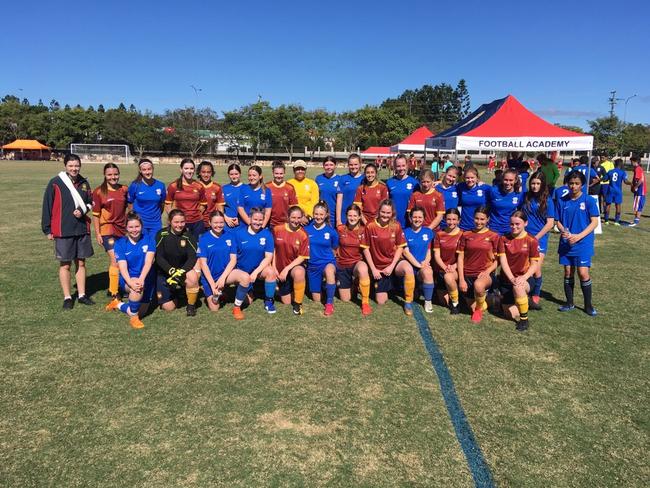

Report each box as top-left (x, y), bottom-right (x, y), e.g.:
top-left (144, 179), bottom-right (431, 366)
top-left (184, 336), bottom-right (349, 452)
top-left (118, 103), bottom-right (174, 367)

top-left (155, 209), bottom-right (200, 316)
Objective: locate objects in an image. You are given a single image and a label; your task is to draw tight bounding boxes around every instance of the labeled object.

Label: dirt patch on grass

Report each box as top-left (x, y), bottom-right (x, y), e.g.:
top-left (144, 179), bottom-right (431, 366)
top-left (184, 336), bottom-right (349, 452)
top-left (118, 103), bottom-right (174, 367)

top-left (360, 383), bottom-right (384, 400)
top-left (258, 409), bottom-right (342, 436)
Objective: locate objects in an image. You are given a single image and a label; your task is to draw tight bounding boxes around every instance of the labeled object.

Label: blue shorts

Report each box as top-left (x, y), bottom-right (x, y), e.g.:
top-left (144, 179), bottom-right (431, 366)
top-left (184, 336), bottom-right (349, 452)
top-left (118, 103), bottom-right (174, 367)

top-left (101, 235), bottom-right (120, 252)
top-left (307, 262), bottom-right (335, 294)
top-left (537, 234), bottom-right (549, 255)
top-left (336, 266), bottom-right (355, 289)
top-left (186, 221), bottom-right (205, 241)
top-left (605, 192), bottom-right (623, 205)
top-left (119, 273), bottom-right (156, 303)
top-left (156, 272), bottom-right (183, 304)
top-left (559, 255), bottom-right (592, 268)
top-left (199, 269), bottom-right (228, 297)
top-left (143, 223), bottom-right (162, 236)
top-left (374, 275), bottom-right (395, 293)
top-left (633, 195), bottom-right (645, 213)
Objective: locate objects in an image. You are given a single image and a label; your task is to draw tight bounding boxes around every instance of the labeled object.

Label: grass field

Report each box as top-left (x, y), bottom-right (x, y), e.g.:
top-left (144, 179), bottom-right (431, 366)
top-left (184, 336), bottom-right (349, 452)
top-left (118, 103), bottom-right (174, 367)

top-left (1, 161), bottom-right (648, 487)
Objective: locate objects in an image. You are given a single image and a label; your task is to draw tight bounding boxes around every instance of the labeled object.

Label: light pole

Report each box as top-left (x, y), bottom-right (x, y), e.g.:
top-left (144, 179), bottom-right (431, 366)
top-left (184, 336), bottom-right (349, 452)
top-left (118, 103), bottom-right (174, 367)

top-left (623, 94), bottom-right (637, 124)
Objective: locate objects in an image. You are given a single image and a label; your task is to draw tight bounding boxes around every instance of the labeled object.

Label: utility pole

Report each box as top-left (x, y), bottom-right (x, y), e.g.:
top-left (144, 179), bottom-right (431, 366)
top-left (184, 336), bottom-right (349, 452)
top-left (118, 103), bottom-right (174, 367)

top-left (608, 90), bottom-right (624, 118)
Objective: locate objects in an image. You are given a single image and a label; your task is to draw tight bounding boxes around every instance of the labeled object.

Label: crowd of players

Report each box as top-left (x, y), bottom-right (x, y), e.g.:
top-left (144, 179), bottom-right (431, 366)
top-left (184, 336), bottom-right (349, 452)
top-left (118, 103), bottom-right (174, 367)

top-left (41, 151), bottom-right (647, 331)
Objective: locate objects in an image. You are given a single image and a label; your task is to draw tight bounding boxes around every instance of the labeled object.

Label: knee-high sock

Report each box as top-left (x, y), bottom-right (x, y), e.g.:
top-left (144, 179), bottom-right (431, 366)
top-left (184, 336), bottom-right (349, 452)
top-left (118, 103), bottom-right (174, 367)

top-left (234, 285), bottom-right (248, 307)
top-left (325, 283), bottom-right (336, 305)
top-left (422, 282), bottom-right (435, 301)
top-left (515, 296), bottom-right (529, 320)
top-left (108, 265), bottom-right (120, 296)
top-left (449, 289), bottom-right (459, 306)
top-left (293, 281), bottom-right (305, 304)
top-left (615, 212), bottom-right (621, 223)
top-left (359, 278), bottom-right (370, 305)
top-left (476, 293), bottom-right (487, 311)
top-left (532, 276), bottom-right (543, 297)
top-left (186, 287), bottom-right (199, 306)
top-left (564, 277), bottom-right (575, 305)
top-left (580, 279), bottom-right (593, 309)
top-left (404, 275), bottom-right (415, 303)
top-left (119, 300), bottom-right (141, 316)
top-left (264, 281), bottom-right (276, 300)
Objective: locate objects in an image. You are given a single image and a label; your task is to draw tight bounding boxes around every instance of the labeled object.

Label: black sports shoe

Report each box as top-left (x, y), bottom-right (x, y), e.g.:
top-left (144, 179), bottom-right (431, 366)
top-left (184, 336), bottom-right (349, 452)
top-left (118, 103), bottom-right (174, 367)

top-left (449, 303), bottom-right (460, 315)
top-left (186, 304), bottom-right (197, 317)
top-left (516, 319), bottom-right (529, 332)
top-left (77, 295), bottom-right (95, 306)
top-left (62, 298), bottom-right (74, 310)
top-left (292, 303), bottom-right (303, 315)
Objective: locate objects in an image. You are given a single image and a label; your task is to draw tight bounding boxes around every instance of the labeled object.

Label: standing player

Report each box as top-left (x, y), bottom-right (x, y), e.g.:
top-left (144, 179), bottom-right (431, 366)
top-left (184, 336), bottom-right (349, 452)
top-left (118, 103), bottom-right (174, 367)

top-left (433, 209), bottom-right (463, 314)
top-left (386, 154), bottom-right (419, 228)
top-left (497, 211), bottom-right (540, 331)
top-left (573, 155), bottom-right (599, 194)
top-left (630, 156), bottom-right (646, 227)
top-left (315, 156), bottom-right (340, 225)
top-left (435, 166), bottom-right (460, 229)
top-left (273, 206), bottom-right (309, 315)
top-left (106, 212), bottom-right (156, 329)
top-left (165, 158), bottom-right (208, 240)
top-left (234, 207), bottom-right (277, 313)
top-left (603, 159), bottom-right (631, 225)
top-left (336, 204), bottom-right (371, 316)
top-left (41, 153), bottom-right (95, 309)
top-left (304, 202), bottom-right (339, 315)
top-left (403, 207), bottom-right (435, 313)
top-left (127, 158), bottom-right (166, 235)
top-left (335, 153), bottom-right (364, 226)
top-left (196, 161), bottom-right (224, 231)
top-left (288, 160), bottom-right (319, 224)
top-left (555, 171), bottom-right (600, 316)
top-left (457, 206), bottom-right (499, 323)
top-left (155, 209), bottom-right (201, 316)
top-left (488, 168), bottom-right (523, 235)
top-left (408, 169), bottom-right (445, 230)
top-left (354, 163), bottom-right (389, 225)
top-left (223, 163), bottom-right (244, 231)
top-left (360, 200), bottom-right (415, 315)
top-left (457, 167), bottom-right (490, 231)
top-left (237, 166), bottom-right (272, 228)
top-left (268, 160), bottom-right (299, 228)
top-left (198, 211), bottom-right (250, 320)
top-left (92, 163), bottom-right (128, 300)
top-left (522, 171), bottom-right (555, 309)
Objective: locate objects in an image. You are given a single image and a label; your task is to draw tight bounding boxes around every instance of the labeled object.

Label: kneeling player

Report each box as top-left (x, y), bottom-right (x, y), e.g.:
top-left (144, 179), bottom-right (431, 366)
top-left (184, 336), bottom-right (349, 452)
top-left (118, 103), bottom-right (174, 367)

top-left (433, 209), bottom-right (463, 314)
top-left (403, 207), bottom-right (435, 312)
top-left (497, 211), bottom-right (540, 331)
top-left (106, 212), bottom-right (155, 329)
top-left (198, 211), bottom-right (250, 320)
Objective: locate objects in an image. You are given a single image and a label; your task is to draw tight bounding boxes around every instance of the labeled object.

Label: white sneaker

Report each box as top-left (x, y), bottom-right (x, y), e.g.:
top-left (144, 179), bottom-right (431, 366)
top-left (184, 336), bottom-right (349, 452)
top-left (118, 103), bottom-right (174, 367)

top-left (424, 301), bottom-right (434, 313)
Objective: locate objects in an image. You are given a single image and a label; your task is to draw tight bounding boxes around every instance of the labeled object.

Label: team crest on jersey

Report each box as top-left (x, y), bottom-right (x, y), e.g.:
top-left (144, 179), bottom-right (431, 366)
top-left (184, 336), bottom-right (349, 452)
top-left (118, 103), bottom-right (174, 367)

top-left (580, 202), bottom-right (585, 210)
top-left (260, 237), bottom-right (266, 245)
top-left (156, 188), bottom-right (162, 195)
top-left (180, 239), bottom-right (186, 247)
top-left (324, 232), bottom-right (330, 240)
top-left (334, 181), bottom-right (339, 187)
top-left (406, 183), bottom-right (413, 190)
top-left (423, 234), bottom-right (429, 241)
top-left (452, 191), bottom-right (457, 198)
top-left (226, 239), bottom-right (232, 246)
top-left (142, 245), bottom-right (149, 253)
top-left (477, 190), bottom-right (483, 197)
top-left (512, 197), bottom-right (519, 204)
top-left (261, 193), bottom-right (266, 200)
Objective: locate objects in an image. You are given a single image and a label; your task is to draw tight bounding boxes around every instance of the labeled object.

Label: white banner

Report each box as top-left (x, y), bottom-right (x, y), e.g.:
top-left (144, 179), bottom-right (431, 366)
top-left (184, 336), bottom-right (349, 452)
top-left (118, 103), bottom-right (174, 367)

top-left (427, 135), bottom-right (593, 151)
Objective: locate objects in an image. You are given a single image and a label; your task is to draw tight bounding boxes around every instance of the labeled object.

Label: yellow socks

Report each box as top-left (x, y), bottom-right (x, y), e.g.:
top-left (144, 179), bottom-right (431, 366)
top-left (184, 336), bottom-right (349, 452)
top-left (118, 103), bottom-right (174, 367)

top-left (404, 274), bottom-right (415, 303)
top-left (293, 281), bottom-right (306, 304)
top-left (108, 265), bottom-right (120, 296)
top-left (476, 293), bottom-right (487, 311)
top-left (449, 289), bottom-right (459, 305)
top-left (515, 296), bottom-right (529, 320)
top-left (187, 287), bottom-right (199, 305)
top-left (359, 278), bottom-right (370, 305)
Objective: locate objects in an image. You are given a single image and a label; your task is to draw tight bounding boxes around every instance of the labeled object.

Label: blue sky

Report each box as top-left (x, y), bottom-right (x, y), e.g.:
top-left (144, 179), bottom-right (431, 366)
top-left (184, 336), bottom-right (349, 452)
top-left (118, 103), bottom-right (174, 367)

top-left (3, 0), bottom-right (648, 128)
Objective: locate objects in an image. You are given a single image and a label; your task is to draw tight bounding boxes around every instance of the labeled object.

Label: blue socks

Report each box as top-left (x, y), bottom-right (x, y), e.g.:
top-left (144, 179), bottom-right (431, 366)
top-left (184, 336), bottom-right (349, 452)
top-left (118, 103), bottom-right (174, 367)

top-left (264, 281), bottom-right (276, 300)
top-left (422, 283), bottom-right (435, 301)
top-left (532, 276), bottom-right (543, 297)
top-left (325, 284), bottom-right (336, 304)
top-left (119, 300), bottom-right (141, 316)
top-left (234, 284), bottom-right (248, 306)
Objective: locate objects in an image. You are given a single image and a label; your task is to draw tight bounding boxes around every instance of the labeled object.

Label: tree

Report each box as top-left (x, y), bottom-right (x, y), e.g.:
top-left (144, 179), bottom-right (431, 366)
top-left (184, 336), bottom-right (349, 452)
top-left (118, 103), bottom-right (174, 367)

top-left (304, 109), bottom-right (335, 160)
top-left (620, 123), bottom-right (650, 156)
top-left (164, 107), bottom-right (220, 158)
top-left (588, 116), bottom-right (623, 155)
top-left (49, 99), bottom-right (60, 111)
top-left (353, 105), bottom-right (420, 149)
top-left (97, 104), bottom-right (105, 113)
top-left (455, 79), bottom-right (471, 117)
top-left (555, 124), bottom-right (585, 133)
top-left (272, 104), bottom-right (306, 161)
top-left (332, 111), bottom-right (361, 152)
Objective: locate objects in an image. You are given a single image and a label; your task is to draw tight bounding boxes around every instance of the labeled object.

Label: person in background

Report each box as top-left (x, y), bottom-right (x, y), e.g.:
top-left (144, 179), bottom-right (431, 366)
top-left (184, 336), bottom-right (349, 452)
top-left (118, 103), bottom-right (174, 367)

top-left (599, 154), bottom-right (615, 212)
top-left (487, 155), bottom-right (496, 173)
top-left (538, 153), bottom-right (560, 193)
top-left (268, 160), bottom-right (298, 228)
top-left (42, 153), bottom-right (95, 309)
top-left (603, 158), bottom-right (631, 225)
top-left (336, 153), bottom-right (364, 226)
top-left (630, 155), bottom-right (646, 227)
top-left (315, 156), bottom-right (340, 225)
top-left (288, 160), bottom-right (319, 224)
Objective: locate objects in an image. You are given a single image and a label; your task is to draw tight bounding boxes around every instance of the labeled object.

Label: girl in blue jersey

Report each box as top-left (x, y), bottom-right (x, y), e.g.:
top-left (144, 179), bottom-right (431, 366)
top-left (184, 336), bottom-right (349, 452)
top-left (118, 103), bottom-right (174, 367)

top-left (336, 153), bottom-right (364, 226)
top-left (403, 207), bottom-right (435, 313)
top-left (106, 212), bottom-right (156, 329)
top-left (234, 207), bottom-right (277, 313)
top-left (523, 171), bottom-right (555, 309)
top-left (237, 165), bottom-right (272, 228)
top-left (435, 166), bottom-right (460, 229)
top-left (315, 156), bottom-right (340, 225)
top-left (457, 167), bottom-right (490, 231)
top-left (386, 154), bottom-right (419, 228)
top-left (222, 163), bottom-right (243, 231)
top-left (198, 211), bottom-right (251, 320)
top-left (127, 159), bottom-right (166, 235)
top-left (488, 168), bottom-right (523, 235)
top-left (555, 170), bottom-right (600, 316)
top-left (305, 201), bottom-right (339, 316)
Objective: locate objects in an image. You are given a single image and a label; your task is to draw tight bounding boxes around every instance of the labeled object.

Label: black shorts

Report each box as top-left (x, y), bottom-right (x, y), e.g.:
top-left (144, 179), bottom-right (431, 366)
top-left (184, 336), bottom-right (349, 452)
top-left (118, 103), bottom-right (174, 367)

top-left (374, 274), bottom-right (400, 294)
top-left (499, 276), bottom-right (534, 305)
top-left (54, 235), bottom-right (94, 261)
top-left (277, 276), bottom-right (293, 297)
top-left (436, 271), bottom-right (447, 290)
top-left (101, 235), bottom-right (119, 252)
top-left (156, 272), bottom-right (184, 304)
top-left (336, 266), bottom-right (355, 289)
top-left (463, 274), bottom-right (496, 299)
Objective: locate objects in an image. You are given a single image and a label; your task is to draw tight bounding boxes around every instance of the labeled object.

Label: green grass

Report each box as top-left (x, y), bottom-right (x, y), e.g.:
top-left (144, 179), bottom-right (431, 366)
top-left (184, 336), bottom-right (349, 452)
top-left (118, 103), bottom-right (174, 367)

top-left (0, 161), bottom-right (648, 487)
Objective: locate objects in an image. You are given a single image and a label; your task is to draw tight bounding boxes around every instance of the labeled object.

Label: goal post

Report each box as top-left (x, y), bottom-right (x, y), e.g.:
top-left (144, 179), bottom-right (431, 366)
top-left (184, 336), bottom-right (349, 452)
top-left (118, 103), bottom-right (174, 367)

top-left (70, 144), bottom-right (132, 164)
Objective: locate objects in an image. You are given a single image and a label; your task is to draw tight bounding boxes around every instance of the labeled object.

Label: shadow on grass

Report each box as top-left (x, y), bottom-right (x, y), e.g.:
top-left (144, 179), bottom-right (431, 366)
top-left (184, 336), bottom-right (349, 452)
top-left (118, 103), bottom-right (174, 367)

top-left (540, 290), bottom-right (564, 305)
top-left (83, 271), bottom-right (107, 298)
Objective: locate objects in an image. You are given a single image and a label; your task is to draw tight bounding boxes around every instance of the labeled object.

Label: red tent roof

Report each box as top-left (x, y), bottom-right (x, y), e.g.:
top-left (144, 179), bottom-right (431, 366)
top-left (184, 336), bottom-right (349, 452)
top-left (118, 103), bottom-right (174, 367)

top-left (398, 126), bottom-right (435, 145)
top-left (361, 146), bottom-right (392, 154)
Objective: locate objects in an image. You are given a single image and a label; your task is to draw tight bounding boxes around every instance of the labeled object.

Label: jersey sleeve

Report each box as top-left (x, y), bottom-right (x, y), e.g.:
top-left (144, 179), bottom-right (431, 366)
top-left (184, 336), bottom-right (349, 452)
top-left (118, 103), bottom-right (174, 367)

top-left (146, 232), bottom-right (156, 252)
top-left (457, 233), bottom-right (466, 253)
top-left (198, 186), bottom-right (208, 206)
top-left (197, 234), bottom-right (207, 258)
top-left (288, 185), bottom-right (298, 205)
top-left (92, 187), bottom-right (103, 216)
top-left (114, 239), bottom-right (126, 261)
top-left (426, 230), bottom-right (434, 249)
top-left (127, 182), bottom-right (136, 204)
top-left (264, 188), bottom-right (273, 209)
top-left (496, 235), bottom-right (506, 256)
top-left (299, 232), bottom-right (310, 258)
top-left (407, 193), bottom-right (416, 211)
top-left (433, 233), bottom-right (441, 250)
top-left (360, 225), bottom-right (371, 248)
top-left (395, 224), bottom-right (406, 247)
top-left (165, 182), bottom-right (176, 205)
top-left (586, 196), bottom-right (599, 218)
top-left (353, 185), bottom-right (363, 205)
top-left (490, 233), bottom-right (499, 253)
top-left (330, 226), bottom-right (340, 249)
top-left (435, 192), bottom-right (445, 213)
top-left (529, 236), bottom-right (540, 260)
top-left (264, 231), bottom-right (275, 253)
top-left (380, 184), bottom-right (389, 200)
top-left (546, 197), bottom-right (556, 220)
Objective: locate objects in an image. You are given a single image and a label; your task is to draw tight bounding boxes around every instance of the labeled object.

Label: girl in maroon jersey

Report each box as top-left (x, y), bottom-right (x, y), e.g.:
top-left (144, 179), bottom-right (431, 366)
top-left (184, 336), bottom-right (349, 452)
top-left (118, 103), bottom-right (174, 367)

top-left (354, 163), bottom-right (389, 225)
top-left (165, 158), bottom-right (207, 240)
top-left (433, 208), bottom-right (462, 314)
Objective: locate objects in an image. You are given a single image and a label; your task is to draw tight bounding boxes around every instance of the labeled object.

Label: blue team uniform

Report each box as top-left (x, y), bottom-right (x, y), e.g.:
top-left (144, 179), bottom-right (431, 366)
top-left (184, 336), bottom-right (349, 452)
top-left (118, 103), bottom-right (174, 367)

top-left (113, 233), bottom-right (156, 302)
top-left (519, 171), bottom-right (529, 193)
top-left (223, 183), bottom-right (243, 219)
top-left (405, 227), bottom-right (434, 263)
top-left (197, 231), bottom-right (237, 297)
top-left (237, 185), bottom-right (272, 219)
top-left (127, 179), bottom-right (166, 234)
top-left (605, 168), bottom-right (627, 205)
top-left (435, 183), bottom-right (459, 229)
top-left (338, 173), bottom-right (364, 224)
top-left (523, 196), bottom-right (555, 254)
top-left (304, 222), bottom-right (339, 293)
top-left (457, 182), bottom-right (490, 230)
top-left (573, 164), bottom-right (598, 193)
top-left (553, 185), bottom-right (570, 202)
top-left (387, 176), bottom-right (419, 228)
top-left (555, 193), bottom-right (599, 267)
top-left (233, 226), bottom-right (274, 274)
top-left (315, 174), bottom-right (340, 224)
top-left (487, 187), bottom-right (523, 235)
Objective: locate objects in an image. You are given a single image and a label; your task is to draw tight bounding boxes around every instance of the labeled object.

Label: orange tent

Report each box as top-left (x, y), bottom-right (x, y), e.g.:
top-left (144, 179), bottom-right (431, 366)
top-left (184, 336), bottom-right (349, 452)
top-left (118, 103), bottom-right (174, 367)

top-left (2, 139), bottom-right (51, 150)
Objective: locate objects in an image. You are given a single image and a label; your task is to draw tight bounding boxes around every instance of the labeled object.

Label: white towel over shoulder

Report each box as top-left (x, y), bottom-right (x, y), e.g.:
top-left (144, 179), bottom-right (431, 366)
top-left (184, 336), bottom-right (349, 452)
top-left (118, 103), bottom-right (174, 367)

top-left (58, 171), bottom-right (92, 213)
